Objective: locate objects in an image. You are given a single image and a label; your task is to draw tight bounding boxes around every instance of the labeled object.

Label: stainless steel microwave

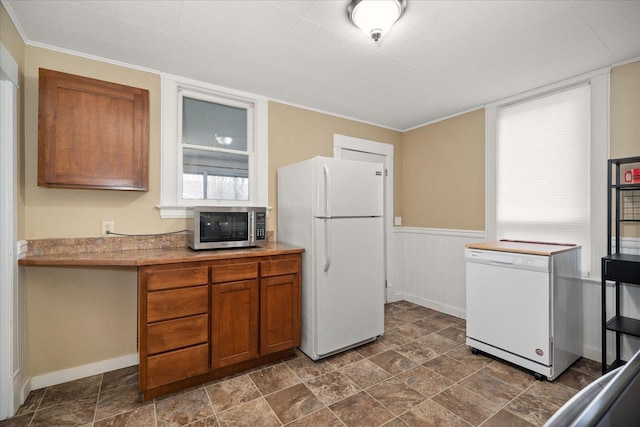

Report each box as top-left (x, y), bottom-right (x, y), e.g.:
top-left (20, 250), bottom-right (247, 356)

top-left (187, 206), bottom-right (267, 250)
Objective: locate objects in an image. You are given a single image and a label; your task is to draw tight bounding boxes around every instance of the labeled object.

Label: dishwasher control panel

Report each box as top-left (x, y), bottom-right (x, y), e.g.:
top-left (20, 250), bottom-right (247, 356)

top-left (465, 249), bottom-right (549, 271)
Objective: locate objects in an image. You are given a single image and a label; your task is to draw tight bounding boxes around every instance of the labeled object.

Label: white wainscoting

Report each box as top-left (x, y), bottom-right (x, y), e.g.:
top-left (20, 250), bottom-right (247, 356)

top-left (15, 243), bottom-right (30, 414)
top-left (391, 228), bottom-right (640, 363)
top-left (392, 227), bottom-right (485, 319)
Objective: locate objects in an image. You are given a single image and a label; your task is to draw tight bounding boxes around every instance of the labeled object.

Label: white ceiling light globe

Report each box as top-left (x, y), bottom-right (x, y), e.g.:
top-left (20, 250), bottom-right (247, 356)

top-left (349, 0), bottom-right (406, 41)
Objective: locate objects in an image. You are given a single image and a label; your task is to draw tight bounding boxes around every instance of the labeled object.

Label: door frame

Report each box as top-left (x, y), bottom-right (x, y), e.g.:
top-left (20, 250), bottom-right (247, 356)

top-left (0, 42), bottom-right (21, 419)
top-left (333, 134), bottom-right (396, 302)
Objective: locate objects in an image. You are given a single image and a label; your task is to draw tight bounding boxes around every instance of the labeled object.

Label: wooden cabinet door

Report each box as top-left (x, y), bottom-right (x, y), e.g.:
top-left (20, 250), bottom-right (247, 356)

top-left (38, 68), bottom-right (149, 190)
top-left (211, 279), bottom-right (259, 369)
top-left (260, 273), bottom-right (301, 355)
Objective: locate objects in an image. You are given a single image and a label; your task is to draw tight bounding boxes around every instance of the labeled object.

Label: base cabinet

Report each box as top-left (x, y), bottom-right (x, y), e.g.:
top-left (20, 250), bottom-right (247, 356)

top-left (139, 253), bottom-right (301, 399)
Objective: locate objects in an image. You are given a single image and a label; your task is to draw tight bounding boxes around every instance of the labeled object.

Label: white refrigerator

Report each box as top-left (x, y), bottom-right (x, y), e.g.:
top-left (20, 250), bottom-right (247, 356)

top-left (278, 156), bottom-right (385, 360)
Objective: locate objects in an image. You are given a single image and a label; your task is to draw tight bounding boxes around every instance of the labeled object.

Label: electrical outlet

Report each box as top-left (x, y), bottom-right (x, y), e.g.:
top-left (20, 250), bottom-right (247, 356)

top-left (102, 221), bottom-right (115, 237)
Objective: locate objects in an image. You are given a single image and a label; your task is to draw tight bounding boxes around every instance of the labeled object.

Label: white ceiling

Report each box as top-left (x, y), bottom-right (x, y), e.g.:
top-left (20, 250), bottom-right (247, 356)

top-left (3, 0), bottom-right (640, 130)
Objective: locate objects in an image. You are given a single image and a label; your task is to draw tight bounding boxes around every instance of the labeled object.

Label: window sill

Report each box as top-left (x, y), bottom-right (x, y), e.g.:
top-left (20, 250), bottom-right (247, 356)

top-left (156, 205), bottom-right (189, 219)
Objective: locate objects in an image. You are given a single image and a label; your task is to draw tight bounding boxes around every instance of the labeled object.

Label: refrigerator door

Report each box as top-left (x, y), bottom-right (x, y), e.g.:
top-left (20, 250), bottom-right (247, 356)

top-left (314, 157), bottom-right (383, 218)
top-left (313, 216), bottom-right (384, 356)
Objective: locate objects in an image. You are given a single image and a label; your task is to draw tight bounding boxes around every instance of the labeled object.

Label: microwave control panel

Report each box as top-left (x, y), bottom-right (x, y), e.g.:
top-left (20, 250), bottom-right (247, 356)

top-left (256, 212), bottom-right (266, 240)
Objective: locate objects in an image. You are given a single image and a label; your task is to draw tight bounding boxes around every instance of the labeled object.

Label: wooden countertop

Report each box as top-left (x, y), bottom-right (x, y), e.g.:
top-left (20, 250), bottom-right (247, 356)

top-left (19, 243), bottom-right (305, 267)
top-left (466, 240), bottom-right (579, 256)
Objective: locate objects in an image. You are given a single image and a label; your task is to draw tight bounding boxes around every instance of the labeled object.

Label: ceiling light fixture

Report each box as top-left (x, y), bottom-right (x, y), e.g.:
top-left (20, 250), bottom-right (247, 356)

top-left (215, 134), bottom-right (233, 145)
top-left (348, 0), bottom-right (406, 42)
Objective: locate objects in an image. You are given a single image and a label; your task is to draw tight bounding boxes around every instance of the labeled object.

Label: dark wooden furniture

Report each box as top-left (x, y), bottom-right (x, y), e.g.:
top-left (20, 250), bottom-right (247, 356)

top-left (139, 253), bottom-right (301, 399)
top-left (19, 243), bottom-right (303, 400)
top-left (38, 68), bottom-right (149, 191)
top-left (602, 156), bottom-right (640, 374)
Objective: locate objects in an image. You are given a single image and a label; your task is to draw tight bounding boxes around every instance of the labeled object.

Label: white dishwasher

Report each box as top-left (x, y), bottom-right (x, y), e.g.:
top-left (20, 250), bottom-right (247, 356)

top-left (465, 241), bottom-right (582, 380)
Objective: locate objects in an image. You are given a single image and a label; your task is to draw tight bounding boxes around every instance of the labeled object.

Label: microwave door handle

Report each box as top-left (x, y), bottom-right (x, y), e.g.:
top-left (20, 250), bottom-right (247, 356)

top-left (324, 219), bottom-right (332, 272)
top-left (249, 212), bottom-right (255, 244)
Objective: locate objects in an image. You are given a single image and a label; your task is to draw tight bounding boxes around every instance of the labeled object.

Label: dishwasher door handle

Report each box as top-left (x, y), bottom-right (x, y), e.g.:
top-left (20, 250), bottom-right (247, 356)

top-left (490, 261), bottom-right (514, 267)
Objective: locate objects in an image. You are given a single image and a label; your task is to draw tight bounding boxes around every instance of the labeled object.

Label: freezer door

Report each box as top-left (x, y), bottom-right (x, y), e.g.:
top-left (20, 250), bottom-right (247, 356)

top-left (314, 157), bottom-right (383, 218)
top-left (313, 217), bottom-right (384, 356)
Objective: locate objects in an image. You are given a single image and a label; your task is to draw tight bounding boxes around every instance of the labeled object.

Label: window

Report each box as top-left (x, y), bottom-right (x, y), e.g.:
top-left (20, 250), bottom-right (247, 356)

top-left (486, 70), bottom-right (609, 278)
top-left (159, 74), bottom-right (268, 218)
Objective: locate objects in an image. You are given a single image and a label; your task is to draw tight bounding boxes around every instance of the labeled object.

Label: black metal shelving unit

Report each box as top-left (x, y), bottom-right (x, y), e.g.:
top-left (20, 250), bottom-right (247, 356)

top-left (602, 156), bottom-right (640, 374)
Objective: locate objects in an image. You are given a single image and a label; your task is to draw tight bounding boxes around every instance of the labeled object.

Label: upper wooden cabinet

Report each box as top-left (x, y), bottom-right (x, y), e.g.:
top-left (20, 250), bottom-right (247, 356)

top-left (38, 68), bottom-right (149, 191)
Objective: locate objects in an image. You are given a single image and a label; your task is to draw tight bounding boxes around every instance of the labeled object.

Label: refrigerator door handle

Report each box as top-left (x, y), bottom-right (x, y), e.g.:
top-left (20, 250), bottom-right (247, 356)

top-left (323, 164), bottom-right (331, 218)
top-left (324, 219), bottom-right (332, 272)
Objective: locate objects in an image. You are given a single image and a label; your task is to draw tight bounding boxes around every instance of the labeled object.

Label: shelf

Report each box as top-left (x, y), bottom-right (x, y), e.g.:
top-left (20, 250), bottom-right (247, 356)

top-left (610, 156), bottom-right (640, 166)
top-left (606, 316), bottom-right (640, 338)
top-left (607, 358), bottom-right (627, 371)
top-left (613, 186), bottom-right (640, 191)
top-left (603, 157), bottom-right (640, 374)
top-left (602, 255), bottom-right (640, 285)
top-left (603, 254), bottom-right (640, 262)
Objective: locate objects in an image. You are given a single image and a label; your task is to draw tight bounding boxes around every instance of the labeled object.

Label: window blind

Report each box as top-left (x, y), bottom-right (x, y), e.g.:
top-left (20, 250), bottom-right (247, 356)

top-left (496, 84), bottom-right (591, 273)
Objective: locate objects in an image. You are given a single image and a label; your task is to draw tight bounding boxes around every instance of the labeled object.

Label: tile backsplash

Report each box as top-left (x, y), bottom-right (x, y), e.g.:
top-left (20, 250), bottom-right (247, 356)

top-left (27, 234), bottom-right (188, 257)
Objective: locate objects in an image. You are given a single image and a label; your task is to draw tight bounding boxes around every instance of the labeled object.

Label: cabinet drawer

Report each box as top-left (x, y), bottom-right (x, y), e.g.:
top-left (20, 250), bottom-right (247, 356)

top-left (147, 314), bottom-right (208, 355)
top-left (146, 267), bottom-right (208, 291)
top-left (146, 344), bottom-right (209, 389)
top-left (261, 257), bottom-right (301, 277)
top-left (604, 259), bottom-right (640, 284)
top-left (147, 286), bottom-right (208, 323)
top-left (212, 262), bottom-right (259, 284)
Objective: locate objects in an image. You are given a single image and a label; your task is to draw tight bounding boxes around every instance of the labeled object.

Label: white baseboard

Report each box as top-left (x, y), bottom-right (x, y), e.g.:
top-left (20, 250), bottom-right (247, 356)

top-left (386, 283), bottom-right (402, 303)
top-left (582, 345), bottom-right (601, 363)
top-left (31, 353), bottom-right (139, 390)
top-left (18, 377), bottom-right (30, 410)
top-left (401, 293), bottom-right (466, 320)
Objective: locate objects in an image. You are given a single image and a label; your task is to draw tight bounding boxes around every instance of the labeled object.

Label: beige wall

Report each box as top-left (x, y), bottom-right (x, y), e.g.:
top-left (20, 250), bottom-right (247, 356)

top-left (21, 47), bottom-right (172, 376)
top-left (611, 61), bottom-right (640, 158)
top-left (1, 4), bottom-right (23, 65)
top-left (23, 46), bottom-right (183, 239)
top-left (27, 267), bottom-right (137, 375)
top-left (268, 101), bottom-right (403, 237)
top-left (20, 49), bottom-right (402, 376)
top-left (1, 3), bottom-right (26, 239)
top-left (400, 60), bottom-right (639, 231)
top-left (10, 16), bottom-right (640, 378)
top-left (611, 60), bottom-right (640, 238)
top-left (401, 109), bottom-right (485, 230)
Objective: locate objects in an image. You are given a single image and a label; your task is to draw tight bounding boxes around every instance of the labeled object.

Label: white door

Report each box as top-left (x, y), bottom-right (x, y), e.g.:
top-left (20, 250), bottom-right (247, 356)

top-left (0, 44), bottom-right (23, 420)
top-left (313, 217), bottom-right (384, 356)
top-left (341, 150), bottom-right (386, 166)
top-left (335, 141), bottom-right (393, 302)
top-left (313, 157), bottom-right (383, 218)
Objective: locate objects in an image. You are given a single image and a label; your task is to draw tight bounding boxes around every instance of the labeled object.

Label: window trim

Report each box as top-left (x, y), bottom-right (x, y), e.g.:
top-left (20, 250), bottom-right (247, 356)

top-left (485, 68), bottom-right (610, 279)
top-left (158, 73), bottom-right (268, 218)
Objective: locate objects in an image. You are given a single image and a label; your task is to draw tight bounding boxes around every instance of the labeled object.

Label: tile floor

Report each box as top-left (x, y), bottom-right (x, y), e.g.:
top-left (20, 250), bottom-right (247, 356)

top-left (1, 301), bottom-right (602, 427)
